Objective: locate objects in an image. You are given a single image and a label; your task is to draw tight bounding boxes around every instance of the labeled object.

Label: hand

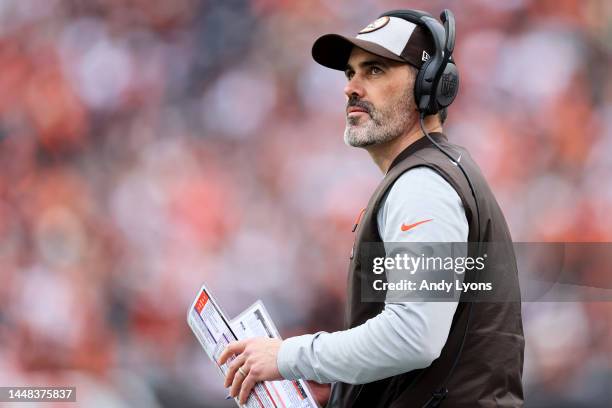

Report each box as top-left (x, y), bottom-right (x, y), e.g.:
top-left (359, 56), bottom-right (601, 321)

top-left (306, 380), bottom-right (331, 407)
top-left (218, 337), bottom-right (283, 405)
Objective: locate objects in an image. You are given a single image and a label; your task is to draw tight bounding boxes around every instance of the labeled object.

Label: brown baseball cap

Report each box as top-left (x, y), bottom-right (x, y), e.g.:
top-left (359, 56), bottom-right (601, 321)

top-left (312, 15), bottom-right (435, 71)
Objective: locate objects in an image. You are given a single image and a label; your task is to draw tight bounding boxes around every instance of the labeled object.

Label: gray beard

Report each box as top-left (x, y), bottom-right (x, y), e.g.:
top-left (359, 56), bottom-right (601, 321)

top-left (344, 115), bottom-right (401, 147)
top-left (343, 93), bottom-right (415, 148)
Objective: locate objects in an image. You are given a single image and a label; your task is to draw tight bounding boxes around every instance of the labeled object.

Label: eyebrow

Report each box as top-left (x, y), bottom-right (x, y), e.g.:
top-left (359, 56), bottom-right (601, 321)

top-left (345, 58), bottom-right (391, 72)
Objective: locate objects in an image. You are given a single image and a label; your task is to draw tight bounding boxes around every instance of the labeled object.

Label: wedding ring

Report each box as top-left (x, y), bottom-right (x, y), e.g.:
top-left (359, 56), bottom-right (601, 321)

top-left (238, 367), bottom-right (247, 377)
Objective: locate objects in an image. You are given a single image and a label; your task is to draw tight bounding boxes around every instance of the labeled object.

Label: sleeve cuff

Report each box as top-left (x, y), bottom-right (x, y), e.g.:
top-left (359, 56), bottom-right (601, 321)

top-left (277, 334), bottom-right (315, 380)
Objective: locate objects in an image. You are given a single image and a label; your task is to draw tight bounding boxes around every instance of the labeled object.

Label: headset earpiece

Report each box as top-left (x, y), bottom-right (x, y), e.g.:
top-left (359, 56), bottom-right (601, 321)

top-left (435, 62), bottom-right (459, 109)
top-left (435, 10), bottom-right (459, 110)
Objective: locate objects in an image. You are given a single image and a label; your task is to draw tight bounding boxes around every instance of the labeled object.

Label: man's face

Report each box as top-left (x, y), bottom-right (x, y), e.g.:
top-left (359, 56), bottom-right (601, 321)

top-left (343, 47), bottom-right (418, 148)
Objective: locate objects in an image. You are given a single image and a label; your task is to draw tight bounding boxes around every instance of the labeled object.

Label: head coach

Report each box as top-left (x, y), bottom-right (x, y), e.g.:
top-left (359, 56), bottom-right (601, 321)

top-left (219, 9), bottom-right (524, 407)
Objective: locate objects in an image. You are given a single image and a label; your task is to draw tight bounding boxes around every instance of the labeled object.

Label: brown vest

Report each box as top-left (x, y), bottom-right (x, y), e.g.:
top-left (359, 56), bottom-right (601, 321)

top-left (328, 133), bottom-right (524, 407)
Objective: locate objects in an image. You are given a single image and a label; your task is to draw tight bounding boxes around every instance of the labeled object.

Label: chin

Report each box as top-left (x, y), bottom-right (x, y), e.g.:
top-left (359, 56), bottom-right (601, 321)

top-left (344, 132), bottom-right (373, 148)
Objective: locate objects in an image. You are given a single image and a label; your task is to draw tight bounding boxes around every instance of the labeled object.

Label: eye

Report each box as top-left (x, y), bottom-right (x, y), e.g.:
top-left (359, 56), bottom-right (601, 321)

top-left (345, 70), bottom-right (354, 80)
top-left (369, 66), bottom-right (383, 75)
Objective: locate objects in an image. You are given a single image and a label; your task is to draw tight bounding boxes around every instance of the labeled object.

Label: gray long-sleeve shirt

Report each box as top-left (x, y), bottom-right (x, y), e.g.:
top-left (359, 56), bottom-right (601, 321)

top-left (276, 167), bottom-right (469, 384)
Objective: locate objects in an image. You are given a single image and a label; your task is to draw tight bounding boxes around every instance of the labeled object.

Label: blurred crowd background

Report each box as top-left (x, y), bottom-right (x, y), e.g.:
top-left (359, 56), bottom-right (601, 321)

top-left (0, 0), bottom-right (610, 406)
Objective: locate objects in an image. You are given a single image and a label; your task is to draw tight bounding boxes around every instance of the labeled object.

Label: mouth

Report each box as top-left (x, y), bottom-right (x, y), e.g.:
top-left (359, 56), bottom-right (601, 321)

top-left (347, 107), bottom-right (369, 118)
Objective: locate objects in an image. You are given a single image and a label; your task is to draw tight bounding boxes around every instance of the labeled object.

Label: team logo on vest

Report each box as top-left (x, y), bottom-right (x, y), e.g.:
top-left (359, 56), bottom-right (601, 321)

top-left (358, 16), bottom-right (390, 34)
top-left (440, 72), bottom-right (458, 97)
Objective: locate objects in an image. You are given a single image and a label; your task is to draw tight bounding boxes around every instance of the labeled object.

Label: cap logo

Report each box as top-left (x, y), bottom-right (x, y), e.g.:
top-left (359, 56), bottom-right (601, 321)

top-left (422, 51), bottom-right (430, 62)
top-left (358, 16), bottom-right (390, 34)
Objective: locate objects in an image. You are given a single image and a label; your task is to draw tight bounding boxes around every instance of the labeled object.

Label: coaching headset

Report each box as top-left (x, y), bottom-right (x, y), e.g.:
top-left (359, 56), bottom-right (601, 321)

top-left (379, 9), bottom-right (459, 117)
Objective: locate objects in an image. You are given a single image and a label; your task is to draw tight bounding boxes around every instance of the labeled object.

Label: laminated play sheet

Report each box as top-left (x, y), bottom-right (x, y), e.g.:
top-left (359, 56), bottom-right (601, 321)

top-left (187, 284), bottom-right (319, 408)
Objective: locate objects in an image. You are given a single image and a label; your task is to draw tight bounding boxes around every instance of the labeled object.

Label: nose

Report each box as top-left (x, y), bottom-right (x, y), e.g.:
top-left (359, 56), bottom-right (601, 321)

top-left (344, 76), bottom-right (365, 100)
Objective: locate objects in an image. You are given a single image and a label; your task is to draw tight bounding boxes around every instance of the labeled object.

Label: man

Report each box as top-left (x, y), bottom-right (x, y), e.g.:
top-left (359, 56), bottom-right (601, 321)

top-left (219, 9), bottom-right (524, 407)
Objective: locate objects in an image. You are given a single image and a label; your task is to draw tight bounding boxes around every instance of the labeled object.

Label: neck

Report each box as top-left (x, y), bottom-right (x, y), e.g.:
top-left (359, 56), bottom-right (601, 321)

top-left (366, 115), bottom-right (442, 174)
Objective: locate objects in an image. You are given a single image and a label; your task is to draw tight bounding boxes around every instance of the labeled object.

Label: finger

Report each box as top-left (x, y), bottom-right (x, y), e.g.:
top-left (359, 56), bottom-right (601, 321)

top-left (230, 364), bottom-right (249, 398)
top-left (218, 341), bottom-right (245, 365)
top-left (224, 354), bottom-right (246, 388)
top-left (239, 372), bottom-right (258, 405)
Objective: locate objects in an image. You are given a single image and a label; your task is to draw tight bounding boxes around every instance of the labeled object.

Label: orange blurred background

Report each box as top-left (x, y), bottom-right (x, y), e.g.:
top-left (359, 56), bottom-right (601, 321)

top-left (0, 0), bottom-right (610, 406)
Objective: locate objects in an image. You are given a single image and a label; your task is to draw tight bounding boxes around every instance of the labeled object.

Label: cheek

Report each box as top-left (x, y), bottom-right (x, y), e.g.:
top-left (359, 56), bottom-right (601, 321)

top-left (376, 84), bottom-right (412, 114)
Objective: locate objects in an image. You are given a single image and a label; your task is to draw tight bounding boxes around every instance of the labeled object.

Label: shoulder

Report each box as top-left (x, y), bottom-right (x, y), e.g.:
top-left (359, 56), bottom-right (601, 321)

top-left (377, 167), bottom-right (468, 242)
top-left (383, 167), bottom-right (461, 213)
top-left (390, 167), bottom-right (456, 198)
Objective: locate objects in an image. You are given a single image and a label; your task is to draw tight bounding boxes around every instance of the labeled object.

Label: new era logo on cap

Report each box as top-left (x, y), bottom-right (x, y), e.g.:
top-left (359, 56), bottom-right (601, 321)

top-left (422, 50), bottom-right (430, 62)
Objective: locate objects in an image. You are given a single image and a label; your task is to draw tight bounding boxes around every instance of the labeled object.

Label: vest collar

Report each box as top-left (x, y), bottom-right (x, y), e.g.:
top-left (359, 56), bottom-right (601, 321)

top-left (387, 132), bottom-right (447, 173)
